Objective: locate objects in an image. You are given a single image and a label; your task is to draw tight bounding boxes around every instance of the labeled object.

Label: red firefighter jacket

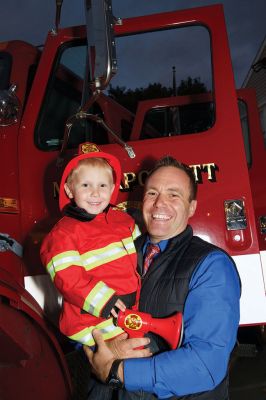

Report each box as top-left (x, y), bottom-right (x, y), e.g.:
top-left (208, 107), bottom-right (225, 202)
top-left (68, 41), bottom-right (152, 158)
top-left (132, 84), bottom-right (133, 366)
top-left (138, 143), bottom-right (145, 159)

top-left (40, 207), bottom-right (140, 346)
top-left (40, 150), bottom-right (140, 347)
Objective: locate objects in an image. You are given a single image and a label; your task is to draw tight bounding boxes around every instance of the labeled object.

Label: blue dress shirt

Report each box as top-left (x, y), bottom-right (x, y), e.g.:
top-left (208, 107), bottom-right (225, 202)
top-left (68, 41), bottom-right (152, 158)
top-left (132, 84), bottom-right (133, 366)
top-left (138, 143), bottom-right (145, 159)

top-left (124, 250), bottom-right (241, 398)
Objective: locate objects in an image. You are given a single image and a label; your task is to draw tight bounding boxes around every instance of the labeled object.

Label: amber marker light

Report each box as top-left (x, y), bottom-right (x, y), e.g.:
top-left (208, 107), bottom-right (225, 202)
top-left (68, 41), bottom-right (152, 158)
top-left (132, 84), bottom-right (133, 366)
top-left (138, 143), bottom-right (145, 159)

top-left (0, 197), bottom-right (19, 213)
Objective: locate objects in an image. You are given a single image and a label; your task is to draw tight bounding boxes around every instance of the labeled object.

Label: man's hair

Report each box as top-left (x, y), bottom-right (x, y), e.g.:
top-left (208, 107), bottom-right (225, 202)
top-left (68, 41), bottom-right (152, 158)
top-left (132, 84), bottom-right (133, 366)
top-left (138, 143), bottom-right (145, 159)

top-left (66, 157), bottom-right (114, 186)
top-left (147, 155), bottom-right (197, 201)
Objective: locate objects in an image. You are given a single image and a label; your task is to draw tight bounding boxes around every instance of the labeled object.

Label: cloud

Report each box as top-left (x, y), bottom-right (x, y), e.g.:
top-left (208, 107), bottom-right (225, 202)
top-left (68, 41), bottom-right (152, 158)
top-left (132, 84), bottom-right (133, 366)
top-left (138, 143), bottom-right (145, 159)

top-left (0, 0), bottom-right (265, 87)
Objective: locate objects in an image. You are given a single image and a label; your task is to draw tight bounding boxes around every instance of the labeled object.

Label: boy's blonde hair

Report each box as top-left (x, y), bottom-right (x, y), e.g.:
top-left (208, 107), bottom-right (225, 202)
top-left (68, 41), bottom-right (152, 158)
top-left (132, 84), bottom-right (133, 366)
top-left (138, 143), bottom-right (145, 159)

top-left (66, 157), bottom-right (114, 186)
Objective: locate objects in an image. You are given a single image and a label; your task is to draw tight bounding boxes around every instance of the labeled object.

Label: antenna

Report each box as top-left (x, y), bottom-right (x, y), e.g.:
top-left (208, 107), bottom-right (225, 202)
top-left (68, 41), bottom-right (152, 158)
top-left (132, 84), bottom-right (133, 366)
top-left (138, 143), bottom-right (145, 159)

top-left (55, 0), bottom-right (64, 33)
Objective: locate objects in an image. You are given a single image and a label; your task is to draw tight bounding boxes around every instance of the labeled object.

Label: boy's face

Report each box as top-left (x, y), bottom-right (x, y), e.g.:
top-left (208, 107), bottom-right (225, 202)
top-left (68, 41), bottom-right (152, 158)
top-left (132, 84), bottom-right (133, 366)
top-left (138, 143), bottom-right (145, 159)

top-left (64, 164), bottom-right (115, 214)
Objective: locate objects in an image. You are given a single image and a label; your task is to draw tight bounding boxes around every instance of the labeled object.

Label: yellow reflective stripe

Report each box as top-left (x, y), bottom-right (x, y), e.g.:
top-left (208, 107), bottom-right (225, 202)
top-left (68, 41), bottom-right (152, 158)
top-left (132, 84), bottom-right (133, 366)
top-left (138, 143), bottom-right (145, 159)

top-left (83, 281), bottom-right (115, 317)
top-left (68, 318), bottom-right (123, 346)
top-left (121, 236), bottom-right (136, 255)
top-left (46, 250), bottom-right (83, 281)
top-left (82, 242), bottom-right (129, 271)
top-left (132, 224), bottom-right (141, 240)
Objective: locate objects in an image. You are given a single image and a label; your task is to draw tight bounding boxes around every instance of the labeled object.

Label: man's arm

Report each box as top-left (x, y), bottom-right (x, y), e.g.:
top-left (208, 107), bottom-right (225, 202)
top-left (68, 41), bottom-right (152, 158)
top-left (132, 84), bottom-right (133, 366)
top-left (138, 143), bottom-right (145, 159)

top-left (124, 252), bottom-right (241, 397)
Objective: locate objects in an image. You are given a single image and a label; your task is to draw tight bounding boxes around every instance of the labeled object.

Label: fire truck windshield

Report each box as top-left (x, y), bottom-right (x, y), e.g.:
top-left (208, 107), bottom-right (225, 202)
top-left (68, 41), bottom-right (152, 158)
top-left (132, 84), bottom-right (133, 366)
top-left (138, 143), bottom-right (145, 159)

top-left (35, 20), bottom-right (214, 151)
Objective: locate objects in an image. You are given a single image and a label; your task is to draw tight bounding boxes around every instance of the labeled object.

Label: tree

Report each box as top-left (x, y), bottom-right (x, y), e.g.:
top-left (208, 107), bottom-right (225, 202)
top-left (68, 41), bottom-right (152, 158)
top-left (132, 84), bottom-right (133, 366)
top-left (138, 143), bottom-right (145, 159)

top-left (108, 77), bottom-right (213, 136)
top-left (177, 76), bottom-right (207, 95)
top-left (108, 76), bottom-right (208, 110)
top-left (108, 83), bottom-right (173, 113)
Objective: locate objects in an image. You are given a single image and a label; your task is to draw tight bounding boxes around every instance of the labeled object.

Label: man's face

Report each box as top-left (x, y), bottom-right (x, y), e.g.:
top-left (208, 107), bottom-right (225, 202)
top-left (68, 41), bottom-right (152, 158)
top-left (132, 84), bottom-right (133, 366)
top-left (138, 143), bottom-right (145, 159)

top-left (64, 165), bottom-right (114, 215)
top-left (143, 166), bottom-right (197, 242)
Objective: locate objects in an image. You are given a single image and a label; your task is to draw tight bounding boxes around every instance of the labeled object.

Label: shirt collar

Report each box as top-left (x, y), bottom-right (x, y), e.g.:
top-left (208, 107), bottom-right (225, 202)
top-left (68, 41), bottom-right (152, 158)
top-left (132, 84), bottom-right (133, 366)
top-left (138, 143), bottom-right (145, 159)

top-left (143, 237), bottom-right (169, 254)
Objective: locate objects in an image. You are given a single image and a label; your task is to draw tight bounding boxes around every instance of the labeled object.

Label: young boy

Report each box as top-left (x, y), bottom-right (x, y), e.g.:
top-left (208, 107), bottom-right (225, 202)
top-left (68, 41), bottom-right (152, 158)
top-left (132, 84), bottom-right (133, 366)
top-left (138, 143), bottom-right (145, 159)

top-left (40, 151), bottom-right (141, 347)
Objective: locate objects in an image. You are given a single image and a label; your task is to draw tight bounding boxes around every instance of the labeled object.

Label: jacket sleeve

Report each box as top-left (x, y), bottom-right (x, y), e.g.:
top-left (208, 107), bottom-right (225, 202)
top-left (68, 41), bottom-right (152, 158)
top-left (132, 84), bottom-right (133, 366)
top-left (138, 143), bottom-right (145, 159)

top-left (124, 251), bottom-right (241, 398)
top-left (132, 221), bottom-right (141, 240)
top-left (40, 226), bottom-right (116, 318)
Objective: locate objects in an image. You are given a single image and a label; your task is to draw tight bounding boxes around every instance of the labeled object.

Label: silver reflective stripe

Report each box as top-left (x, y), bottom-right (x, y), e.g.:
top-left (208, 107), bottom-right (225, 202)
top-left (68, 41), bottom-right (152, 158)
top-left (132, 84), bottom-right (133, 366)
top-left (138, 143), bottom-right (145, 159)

top-left (83, 246), bottom-right (124, 267)
top-left (82, 332), bottom-right (93, 344)
top-left (87, 284), bottom-right (110, 314)
top-left (47, 252), bottom-right (82, 280)
top-left (124, 241), bottom-right (135, 251)
top-left (69, 319), bottom-right (123, 346)
top-left (101, 324), bottom-right (118, 334)
top-left (78, 324), bottom-right (117, 344)
top-left (53, 255), bottom-right (81, 268)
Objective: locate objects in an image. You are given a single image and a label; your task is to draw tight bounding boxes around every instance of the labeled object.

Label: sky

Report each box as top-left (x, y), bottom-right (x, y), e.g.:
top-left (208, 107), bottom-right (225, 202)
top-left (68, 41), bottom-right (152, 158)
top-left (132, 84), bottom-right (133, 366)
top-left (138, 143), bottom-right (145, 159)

top-left (0, 0), bottom-right (265, 88)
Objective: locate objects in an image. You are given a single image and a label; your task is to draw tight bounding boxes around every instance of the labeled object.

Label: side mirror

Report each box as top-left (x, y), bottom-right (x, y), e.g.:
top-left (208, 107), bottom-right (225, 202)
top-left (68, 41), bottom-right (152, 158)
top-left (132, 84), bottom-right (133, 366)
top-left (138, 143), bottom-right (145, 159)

top-left (0, 84), bottom-right (21, 126)
top-left (84, 0), bottom-right (118, 91)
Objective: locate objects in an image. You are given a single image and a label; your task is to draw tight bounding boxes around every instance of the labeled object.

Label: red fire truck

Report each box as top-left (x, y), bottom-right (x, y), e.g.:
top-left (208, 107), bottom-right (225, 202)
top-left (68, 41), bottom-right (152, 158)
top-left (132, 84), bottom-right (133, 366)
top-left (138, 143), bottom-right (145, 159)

top-left (0, 1), bottom-right (265, 398)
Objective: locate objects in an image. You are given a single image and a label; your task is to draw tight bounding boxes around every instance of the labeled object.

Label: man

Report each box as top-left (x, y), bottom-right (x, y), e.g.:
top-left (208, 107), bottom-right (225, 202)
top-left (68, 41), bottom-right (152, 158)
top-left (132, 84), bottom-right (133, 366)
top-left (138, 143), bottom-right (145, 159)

top-left (85, 156), bottom-right (241, 399)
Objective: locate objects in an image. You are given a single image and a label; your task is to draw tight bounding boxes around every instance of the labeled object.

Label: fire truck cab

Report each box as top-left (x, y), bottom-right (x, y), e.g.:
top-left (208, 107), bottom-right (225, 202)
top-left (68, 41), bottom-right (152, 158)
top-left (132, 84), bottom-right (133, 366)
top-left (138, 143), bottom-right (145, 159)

top-left (0, 1), bottom-right (265, 398)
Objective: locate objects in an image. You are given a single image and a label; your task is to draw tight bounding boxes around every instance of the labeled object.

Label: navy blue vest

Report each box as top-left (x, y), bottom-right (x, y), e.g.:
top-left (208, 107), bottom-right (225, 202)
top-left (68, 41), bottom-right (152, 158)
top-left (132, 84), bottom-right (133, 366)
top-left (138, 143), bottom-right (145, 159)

top-left (135, 226), bottom-right (235, 400)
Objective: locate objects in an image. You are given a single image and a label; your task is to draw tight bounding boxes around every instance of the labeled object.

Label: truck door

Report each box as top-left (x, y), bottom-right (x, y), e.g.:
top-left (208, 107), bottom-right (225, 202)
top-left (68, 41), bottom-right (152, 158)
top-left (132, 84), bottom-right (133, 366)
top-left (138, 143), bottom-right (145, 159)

top-left (5, 4), bottom-right (264, 338)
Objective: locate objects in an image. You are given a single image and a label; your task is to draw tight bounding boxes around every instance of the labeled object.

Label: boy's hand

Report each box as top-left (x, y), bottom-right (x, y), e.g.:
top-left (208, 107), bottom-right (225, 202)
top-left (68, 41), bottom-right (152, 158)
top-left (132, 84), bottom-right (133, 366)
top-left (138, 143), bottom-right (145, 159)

top-left (110, 298), bottom-right (126, 318)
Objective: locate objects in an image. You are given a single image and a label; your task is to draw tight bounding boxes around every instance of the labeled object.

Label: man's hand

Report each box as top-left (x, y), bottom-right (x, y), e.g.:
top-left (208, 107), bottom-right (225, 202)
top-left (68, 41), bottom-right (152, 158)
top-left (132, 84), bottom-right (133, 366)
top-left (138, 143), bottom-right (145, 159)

top-left (106, 332), bottom-right (152, 359)
top-left (83, 329), bottom-right (152, 383)
top-left (84, 329), bottom-right (115, 382)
